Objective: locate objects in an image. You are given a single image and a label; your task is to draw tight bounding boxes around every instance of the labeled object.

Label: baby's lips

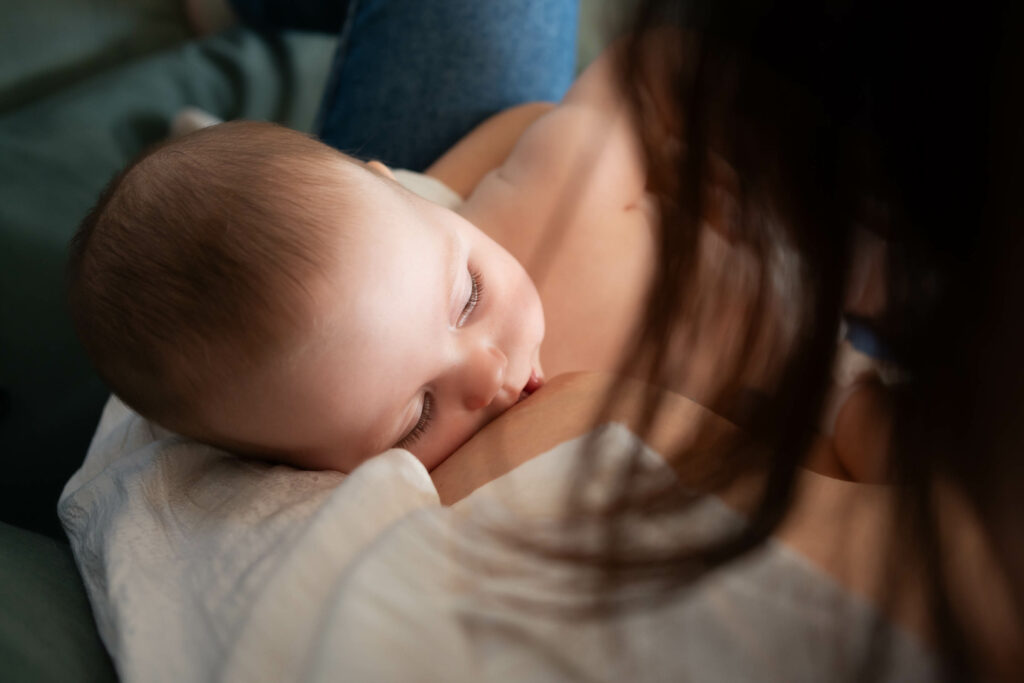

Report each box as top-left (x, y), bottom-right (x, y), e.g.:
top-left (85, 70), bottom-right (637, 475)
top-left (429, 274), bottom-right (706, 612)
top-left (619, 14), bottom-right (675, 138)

top-left (524, 369), bottom-right (545, 395)
top-left (513, 370), bottom-right (546, 406)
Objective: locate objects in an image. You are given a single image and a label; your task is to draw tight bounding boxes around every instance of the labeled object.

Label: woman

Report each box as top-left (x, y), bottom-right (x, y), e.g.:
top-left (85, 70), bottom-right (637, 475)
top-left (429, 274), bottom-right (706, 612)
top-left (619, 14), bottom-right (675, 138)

top-left (428, 1), bottom-right (1024, 680)
top-left (121, 0), bottom-right (1024, 679)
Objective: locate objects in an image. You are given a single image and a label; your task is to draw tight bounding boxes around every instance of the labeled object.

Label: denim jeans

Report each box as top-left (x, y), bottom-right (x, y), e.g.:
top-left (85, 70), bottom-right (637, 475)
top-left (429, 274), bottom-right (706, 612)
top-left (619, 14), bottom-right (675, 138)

top-left (229, 0), bottom-right (578, 170)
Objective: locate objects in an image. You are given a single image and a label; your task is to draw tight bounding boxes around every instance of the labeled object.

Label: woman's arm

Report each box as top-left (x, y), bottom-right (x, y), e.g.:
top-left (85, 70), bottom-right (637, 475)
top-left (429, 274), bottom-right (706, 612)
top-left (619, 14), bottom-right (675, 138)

top-left (431, 371), bottom-right (733, 505)
top-left (425, 101), bottom-right (556, 199)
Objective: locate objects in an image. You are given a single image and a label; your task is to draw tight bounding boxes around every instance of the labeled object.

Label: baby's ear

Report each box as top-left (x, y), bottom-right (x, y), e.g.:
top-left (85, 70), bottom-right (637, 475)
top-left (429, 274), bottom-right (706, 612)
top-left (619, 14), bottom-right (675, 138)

top-left (365, 160), bottom-right (396, 180)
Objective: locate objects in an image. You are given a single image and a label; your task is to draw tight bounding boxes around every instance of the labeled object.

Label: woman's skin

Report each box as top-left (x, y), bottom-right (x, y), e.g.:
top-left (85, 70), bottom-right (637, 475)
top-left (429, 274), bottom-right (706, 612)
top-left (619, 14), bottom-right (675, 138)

top-left (425, 37), bottom-right (889, 483)
top-left (427, 35), bottom-right (786, 423)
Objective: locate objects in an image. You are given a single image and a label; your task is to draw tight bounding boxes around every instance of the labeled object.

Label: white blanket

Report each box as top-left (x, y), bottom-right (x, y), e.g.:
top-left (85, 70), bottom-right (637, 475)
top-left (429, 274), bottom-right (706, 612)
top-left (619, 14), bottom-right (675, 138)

top-left (59, 396), bottom-right (438, 681)
top-left (60, 396), bottom-right (938, 682)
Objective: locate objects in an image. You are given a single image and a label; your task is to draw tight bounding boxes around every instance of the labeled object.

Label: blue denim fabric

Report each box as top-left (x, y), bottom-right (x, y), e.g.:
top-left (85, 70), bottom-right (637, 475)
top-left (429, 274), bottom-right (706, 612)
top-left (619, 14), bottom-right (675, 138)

top-left (229, 0), bottom-right (578, 170)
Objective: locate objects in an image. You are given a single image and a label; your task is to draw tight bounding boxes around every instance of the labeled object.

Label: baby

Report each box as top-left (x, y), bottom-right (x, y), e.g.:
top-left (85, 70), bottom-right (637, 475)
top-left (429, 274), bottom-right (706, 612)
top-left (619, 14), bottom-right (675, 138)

top-left (68, 32), bottom-right (894, 482)
top-left (67, 44), bottom-right (659, 473)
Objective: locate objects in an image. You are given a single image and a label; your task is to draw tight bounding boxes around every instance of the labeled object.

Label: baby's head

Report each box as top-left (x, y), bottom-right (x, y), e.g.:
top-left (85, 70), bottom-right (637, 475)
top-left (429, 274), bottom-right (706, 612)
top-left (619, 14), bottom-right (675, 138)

top-left (68, 121), bottom-right (545, 472)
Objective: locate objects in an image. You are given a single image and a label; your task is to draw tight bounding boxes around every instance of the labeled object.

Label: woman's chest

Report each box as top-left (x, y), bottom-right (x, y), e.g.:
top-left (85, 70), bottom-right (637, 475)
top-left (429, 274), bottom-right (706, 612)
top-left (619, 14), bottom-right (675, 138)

top-left (460, 173), bottom-right (658, 376)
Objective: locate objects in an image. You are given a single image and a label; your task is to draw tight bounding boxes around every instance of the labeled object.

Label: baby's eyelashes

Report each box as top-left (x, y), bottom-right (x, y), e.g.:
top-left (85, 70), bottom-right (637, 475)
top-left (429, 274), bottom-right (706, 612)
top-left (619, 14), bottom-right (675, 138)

top-left (457, 268), bottom-right (484, 327)
top-left (396, 393), bottom-right (433, 449)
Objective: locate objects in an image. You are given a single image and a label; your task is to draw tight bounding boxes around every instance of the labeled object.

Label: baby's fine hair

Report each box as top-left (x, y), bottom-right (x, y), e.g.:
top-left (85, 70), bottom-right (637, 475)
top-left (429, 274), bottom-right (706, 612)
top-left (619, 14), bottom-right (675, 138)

top-left (67, 121), bottom-right (353, 435)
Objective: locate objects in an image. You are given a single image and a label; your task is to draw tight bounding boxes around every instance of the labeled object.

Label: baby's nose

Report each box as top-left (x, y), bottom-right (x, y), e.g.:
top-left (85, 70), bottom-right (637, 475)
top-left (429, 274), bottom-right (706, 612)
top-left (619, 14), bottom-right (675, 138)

top-left (461, 344), bottom-right (508, 411)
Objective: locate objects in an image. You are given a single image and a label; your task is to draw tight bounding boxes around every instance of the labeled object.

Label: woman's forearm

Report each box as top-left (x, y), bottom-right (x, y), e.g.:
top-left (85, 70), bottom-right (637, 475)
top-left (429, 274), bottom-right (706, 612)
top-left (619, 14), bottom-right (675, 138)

top-left (431, 371), bottom-right (731, 505)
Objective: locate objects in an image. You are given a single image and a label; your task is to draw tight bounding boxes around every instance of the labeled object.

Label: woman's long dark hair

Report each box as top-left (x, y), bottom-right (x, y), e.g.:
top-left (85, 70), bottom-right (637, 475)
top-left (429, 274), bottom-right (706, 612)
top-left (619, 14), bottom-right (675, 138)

top-left (553, 0), bottom-right (1022, 680)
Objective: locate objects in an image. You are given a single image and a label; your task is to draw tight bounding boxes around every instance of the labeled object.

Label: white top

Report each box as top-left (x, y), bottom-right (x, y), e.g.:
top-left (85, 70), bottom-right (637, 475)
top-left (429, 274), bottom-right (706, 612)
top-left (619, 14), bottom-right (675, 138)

top-left (391, 168), bottom-right (464, 208)
top-left (58, 171), bottom-right (938, 681)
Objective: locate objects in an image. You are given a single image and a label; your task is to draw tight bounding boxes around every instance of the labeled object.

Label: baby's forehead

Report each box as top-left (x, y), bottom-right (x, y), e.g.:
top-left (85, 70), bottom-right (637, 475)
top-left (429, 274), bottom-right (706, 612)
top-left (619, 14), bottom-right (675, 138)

top-left (253, 154), bottom-right (391, 241)
top-left (311, 154), bottom-right (393, 205)
top-left (297, 201), bottom-right (455, 440)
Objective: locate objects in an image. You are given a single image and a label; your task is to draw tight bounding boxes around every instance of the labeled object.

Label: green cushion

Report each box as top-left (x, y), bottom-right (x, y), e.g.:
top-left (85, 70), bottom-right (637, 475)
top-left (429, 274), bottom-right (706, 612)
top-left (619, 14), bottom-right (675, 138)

top-left (0, 0), bottom-right (190, 115)
top-left (0, 13), bottom-right (335, 536)
top-left (0, 521), bottom-right (115, 682)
